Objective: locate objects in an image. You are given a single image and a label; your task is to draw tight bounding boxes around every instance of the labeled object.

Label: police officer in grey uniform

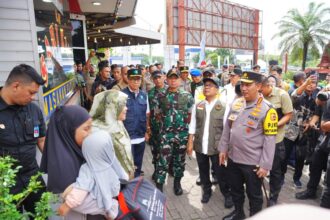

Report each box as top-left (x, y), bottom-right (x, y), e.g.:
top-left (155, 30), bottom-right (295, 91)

top-left (218, 71), bottom-right (278, 220)
top-left (0, 64), bottom-right (46, 217)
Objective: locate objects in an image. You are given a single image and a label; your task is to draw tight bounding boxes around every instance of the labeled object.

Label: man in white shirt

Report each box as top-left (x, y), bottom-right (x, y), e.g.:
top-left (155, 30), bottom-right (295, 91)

top-left (187, 77), bottom-right (232, 207)
top-left (223, 68), bottom-right (242, 125)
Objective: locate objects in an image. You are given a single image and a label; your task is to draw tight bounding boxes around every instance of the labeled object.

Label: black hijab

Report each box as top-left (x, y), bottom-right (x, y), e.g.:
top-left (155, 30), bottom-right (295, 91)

top-left (40, 105), bottom-right (91, 193)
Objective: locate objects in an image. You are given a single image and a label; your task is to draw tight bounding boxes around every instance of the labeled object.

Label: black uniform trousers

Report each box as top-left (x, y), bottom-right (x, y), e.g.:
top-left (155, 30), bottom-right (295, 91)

top-left (269, 141), bottom-right (286, 202)
top-left (132, 141), bottom-right (146, 177)
top-left (321, 154), bottom-right (330, 208)
top-left (282, 137), bottom-right (307, 181)
top-left (12, 173), bottom-right (46, 219)
top-left (306, 148), bottom-right (329, 193)
top-left (227, 159), bottom-right (263, 215)
top-left (196, 152), bottom-right (230, 197)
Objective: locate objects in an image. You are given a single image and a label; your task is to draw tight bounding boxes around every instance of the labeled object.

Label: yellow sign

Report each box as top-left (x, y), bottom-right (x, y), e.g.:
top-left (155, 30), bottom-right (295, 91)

top-left (263, 108), bottom-right (278, 135)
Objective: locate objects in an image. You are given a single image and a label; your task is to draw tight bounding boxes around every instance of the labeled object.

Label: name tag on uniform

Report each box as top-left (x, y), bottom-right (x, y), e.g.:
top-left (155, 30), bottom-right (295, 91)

top-left (34, 125), bottom-right (39, 138)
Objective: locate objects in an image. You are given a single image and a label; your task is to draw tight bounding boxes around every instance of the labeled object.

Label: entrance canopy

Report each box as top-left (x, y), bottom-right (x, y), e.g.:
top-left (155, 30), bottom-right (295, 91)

top-left (70, 0), bottom-right (161, 47)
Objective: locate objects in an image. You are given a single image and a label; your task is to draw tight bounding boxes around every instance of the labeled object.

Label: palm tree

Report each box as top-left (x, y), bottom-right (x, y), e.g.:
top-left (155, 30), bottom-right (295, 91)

top-left (273, 2), bottom-right (330, 70)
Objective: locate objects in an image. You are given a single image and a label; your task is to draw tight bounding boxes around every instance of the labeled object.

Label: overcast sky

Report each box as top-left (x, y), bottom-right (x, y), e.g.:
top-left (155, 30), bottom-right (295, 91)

top-left (134, 0), bottom-right (329, 55)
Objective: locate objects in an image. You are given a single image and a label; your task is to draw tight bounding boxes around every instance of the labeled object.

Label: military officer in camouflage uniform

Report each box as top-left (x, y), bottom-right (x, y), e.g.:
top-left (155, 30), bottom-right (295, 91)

top-left (155, 69), bottom-right (194, 195)
top-left (219, 71), bottom-right (278, 220)
top-left (148, 70), bottom-right (167, 180)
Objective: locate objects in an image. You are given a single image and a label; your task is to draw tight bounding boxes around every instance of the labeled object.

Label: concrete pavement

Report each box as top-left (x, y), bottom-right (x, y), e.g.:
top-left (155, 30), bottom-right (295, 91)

top-left (142, 144), bottom-right (324, 219)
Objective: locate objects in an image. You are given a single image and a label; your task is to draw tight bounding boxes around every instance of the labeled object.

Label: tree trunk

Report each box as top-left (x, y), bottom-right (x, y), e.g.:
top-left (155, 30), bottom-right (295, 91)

top-left (302, 42), bottom-right (309, 71)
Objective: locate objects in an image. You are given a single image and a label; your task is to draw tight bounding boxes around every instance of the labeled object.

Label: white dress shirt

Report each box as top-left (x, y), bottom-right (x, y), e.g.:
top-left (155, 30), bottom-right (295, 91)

top-left (189, 99), bottom-right (217, 154)
top-left (223, 83), bottom-right (236, 125)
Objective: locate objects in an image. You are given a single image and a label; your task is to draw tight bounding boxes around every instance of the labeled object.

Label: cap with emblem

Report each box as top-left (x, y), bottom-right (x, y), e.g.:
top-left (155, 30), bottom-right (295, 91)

top-left (240, 71), bottom-right (262, 83)
top-left (190, 69), bottom-right (202, 77)
top-left (167, 69), bottom-right (179, 78)
top-left (127, 68), bottom-right (142, 78)
top-left (152, 70), bottom-right (163, 79)
top-left (179, 66), bottom-right (189, 73)
top-left (203, 77), bottom-right (220, 88)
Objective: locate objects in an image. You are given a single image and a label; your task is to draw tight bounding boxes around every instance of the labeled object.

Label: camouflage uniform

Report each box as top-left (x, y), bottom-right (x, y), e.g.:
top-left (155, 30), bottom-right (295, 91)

top-left (148, 86), bottom-right (166, 171)
top-left (156, 89), bottom-right (194, 184)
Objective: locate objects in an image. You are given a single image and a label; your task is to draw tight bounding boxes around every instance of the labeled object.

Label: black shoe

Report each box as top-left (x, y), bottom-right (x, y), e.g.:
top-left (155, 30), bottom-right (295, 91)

top-left (201, 191), bottom-right (212, 203)
top-left (224, 196), bottom-right (234, 209)
top-left (211, 175), bottom-right (218, 185)
top-left (156, 183), bottom-right (163, 193)
top-left (223, 209), bottom-right (245, 220)
top-left (174, 178), bottom-right (183, 196)
top-left (196, 176), bottom-right (202, 186)
top-left (295, 190), bottom-right (316, 200)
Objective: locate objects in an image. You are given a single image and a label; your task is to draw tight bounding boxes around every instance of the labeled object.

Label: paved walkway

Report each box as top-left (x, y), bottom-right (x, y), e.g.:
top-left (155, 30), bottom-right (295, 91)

top-left (141, 144), bottom-right (323, 219)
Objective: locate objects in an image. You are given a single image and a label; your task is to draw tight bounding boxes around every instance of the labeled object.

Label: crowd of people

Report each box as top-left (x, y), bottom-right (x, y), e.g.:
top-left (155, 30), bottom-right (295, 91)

top-left (1, 55), bottom-right (330, 219)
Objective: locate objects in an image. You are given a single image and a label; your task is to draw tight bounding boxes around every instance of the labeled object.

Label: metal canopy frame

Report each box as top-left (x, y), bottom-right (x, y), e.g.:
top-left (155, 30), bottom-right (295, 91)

top-left (167, 0), bottom-right (261, 63)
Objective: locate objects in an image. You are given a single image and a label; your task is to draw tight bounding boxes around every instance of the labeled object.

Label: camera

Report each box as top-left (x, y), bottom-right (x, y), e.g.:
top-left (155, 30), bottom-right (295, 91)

top-left (95, 52), bottom-right (105, 58)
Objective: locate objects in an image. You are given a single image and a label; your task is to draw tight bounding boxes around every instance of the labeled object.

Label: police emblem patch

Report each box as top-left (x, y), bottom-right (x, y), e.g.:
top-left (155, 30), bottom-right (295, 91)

top-left (263, 108), bottom-right (278, 135)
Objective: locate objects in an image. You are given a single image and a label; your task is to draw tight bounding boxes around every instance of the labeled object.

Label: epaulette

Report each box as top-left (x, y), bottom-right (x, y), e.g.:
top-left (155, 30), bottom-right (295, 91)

top-left (262, 98), bottom-right (275, 109)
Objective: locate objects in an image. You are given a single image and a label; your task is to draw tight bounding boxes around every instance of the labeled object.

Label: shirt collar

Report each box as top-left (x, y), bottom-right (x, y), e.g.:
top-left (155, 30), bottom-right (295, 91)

top-left (246, 95), bottom-right (262, 108)
top-left (0, 95), bottom-right (26, 111)
top-left (0, 96), bottom-right (8, 111)
top-left (268, 87), bottom-right (276, 97)
top-left (128, 87), bottom-right (140, 95)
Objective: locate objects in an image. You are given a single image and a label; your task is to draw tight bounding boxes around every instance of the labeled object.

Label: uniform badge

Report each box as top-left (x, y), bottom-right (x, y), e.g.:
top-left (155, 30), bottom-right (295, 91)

top-left (34, 125), bottom-right (40, 138)
top-left (247, 121), bottom-right (254, 126)
top-left (250, 111), bottom-right (260, 117)
top-left (263, 108), bottom-right (278, 135)
top-left (215, 104), bottom-right (222, 110)
top-left (229, 113), bottom-right (238, 121)
top-left (0, 124), bottom-right (5, 129)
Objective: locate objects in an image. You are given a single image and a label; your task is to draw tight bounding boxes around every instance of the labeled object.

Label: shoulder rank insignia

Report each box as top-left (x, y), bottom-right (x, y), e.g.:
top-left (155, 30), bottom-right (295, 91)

top-left (263, 108), bottom-right (278, 135)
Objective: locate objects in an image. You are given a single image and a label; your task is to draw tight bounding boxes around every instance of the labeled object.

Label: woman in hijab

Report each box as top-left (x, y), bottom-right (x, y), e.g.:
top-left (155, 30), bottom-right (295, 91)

top-left (89, 90), bottom-right (135, 178)
top-left (58, 130), bottom-right (128, 219)
top-left (40, 105), bottom-right (92, 219)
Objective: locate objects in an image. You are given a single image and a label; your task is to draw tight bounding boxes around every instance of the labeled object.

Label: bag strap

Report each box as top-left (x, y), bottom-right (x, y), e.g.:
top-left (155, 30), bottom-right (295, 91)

top-left (118, 192), bottom-right (129, 215)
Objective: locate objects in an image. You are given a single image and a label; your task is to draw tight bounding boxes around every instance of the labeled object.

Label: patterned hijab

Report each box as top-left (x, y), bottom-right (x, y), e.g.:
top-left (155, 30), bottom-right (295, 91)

top-left (89, 90), bottom-right (134, 175)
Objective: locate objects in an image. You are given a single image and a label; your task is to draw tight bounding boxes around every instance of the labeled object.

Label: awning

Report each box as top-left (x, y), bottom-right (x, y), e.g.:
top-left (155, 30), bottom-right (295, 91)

top-left (87, 26), bottom-right (162, 48)
top-left (69, 0), bottom-right (161, 48)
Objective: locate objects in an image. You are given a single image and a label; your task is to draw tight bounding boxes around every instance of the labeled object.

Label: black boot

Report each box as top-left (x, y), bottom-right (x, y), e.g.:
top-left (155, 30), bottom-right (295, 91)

top-left (174, 178), bottom-right (183, 196)
top-left (201, 188), bottom-right (212, 203)
top-left (224, 195), bottom-right (234, 209)
top-left (295, 189), bottom-right (316, 200)
top-left (223, 209), bottom-right (245, 220)
top-left (156, 183), bottom-right (163, 193)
